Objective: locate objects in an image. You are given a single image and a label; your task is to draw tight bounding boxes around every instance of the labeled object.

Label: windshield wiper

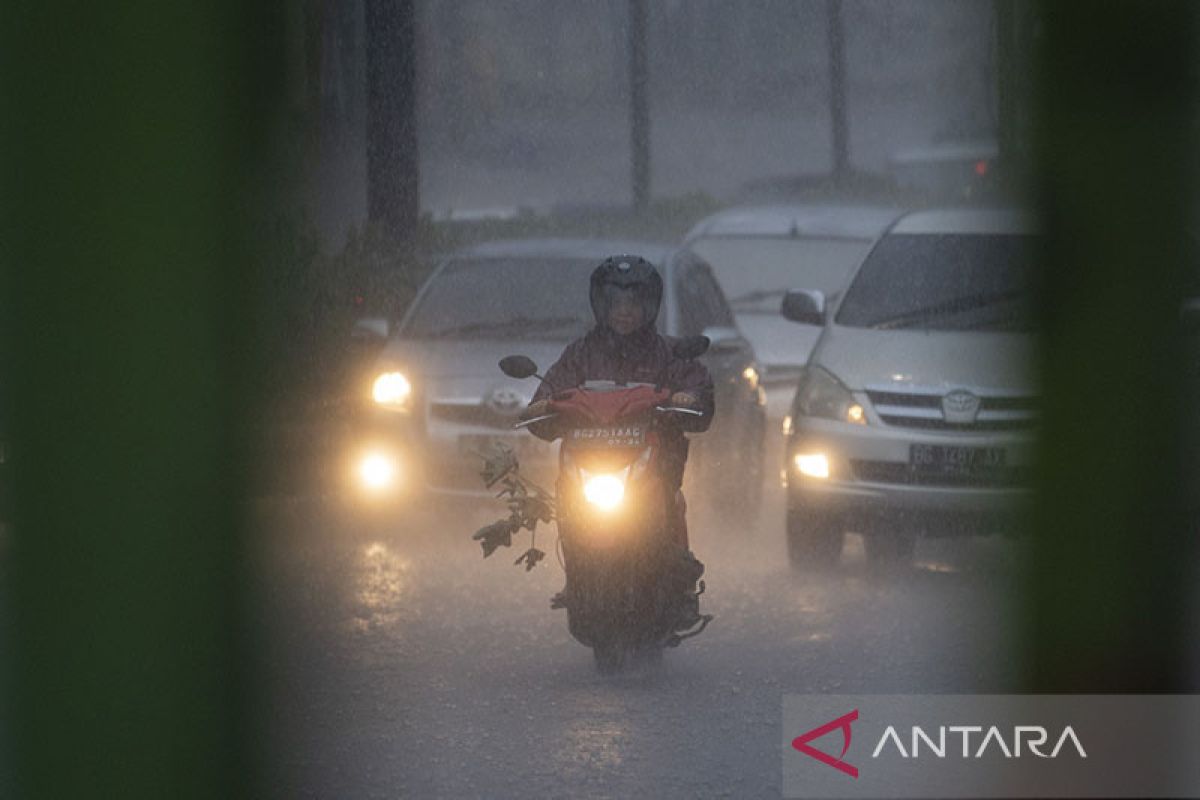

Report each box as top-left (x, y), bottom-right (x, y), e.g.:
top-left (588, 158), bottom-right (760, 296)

top-left (870, 290), bottom-right (1026, 330)
top-left (426, 315), bottom-right (582, 339)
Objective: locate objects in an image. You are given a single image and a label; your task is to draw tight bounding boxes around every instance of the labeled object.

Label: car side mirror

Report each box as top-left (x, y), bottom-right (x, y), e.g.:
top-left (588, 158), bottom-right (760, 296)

top-left (352, 317), bottom-right (390, 341)
top-left (700, 326), bottom-right (744, 355)
top-left (672, 335), bottom-right (711, 360)
top-left (499, 355), bottom-right (540, 379)
top-left (781, 290), bottom-right (826, 326)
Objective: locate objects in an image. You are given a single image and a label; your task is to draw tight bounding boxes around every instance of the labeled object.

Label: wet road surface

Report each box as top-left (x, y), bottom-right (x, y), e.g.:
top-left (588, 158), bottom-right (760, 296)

top-left (252, 479), bottom-right (1025, 799)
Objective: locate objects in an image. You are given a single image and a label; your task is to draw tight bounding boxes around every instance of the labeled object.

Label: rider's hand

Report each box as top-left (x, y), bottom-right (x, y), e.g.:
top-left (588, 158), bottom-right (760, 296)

top-left (520, 399), bottom-right (551, 421)
top-left (670, 392), bottom-right (699, 409)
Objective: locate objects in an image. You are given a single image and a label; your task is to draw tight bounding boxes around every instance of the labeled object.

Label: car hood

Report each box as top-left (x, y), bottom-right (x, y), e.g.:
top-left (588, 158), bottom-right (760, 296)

top-left (735, 313), bottom-right (821, 384)
top-left (376, 337), bottom-right (570, 400)
top-left (812, 325), bottom-right (1037, 393)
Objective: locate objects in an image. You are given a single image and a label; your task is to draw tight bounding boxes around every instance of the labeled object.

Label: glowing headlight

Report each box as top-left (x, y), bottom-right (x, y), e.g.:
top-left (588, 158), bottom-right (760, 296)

top-left (582, 473), bottom-right (626, 511)
top-left (358, 451), bottom-right (399, 491)
top-left (742, 365), bottom-right (760, 390)
top-left (372, 371), bottom-right (412, 409)
top-left (797, 366), bottom-right (867, 425)
top-left (793, 452), bottom-right (830, 479)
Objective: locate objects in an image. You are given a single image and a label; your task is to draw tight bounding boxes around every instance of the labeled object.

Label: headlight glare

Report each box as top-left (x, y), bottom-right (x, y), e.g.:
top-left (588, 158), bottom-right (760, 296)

top-left (372, 371), bottom-right (412, 409)
top-left (582, 471), bottom-right (626, 511)
top-left (793, 452), bottom-right (830, 479)
top-left (358, 451), bottom-right (399, 491)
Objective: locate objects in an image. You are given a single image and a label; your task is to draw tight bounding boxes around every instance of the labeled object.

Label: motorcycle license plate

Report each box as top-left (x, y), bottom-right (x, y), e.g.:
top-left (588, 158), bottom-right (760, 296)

top-left (909, 444), bottom-right (1006, 476)
top-left (569, 425), bottom-right (646, 448)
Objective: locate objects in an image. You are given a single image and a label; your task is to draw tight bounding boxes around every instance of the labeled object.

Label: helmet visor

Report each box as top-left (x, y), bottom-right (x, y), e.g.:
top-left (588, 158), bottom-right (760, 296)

top-left (597, 284), bottom-right (655, 330)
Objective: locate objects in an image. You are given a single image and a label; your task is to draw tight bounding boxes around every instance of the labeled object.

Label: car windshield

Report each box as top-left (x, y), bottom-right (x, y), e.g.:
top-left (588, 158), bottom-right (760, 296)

top-left (404, 256), bottom-right (596, 339)
top-left (835, 233), bottom-right (1039, 332)
top-left (688, 237), bottom-right (873, 313)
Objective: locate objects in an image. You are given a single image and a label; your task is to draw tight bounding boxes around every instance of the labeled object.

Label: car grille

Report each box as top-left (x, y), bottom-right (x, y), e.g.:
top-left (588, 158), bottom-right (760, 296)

top-left (865, 387), bottom-right (1037, 431)
top-left (850, 459), bottom-right (1031, 489)
top-left (429, 402), bottom-right (520, 430)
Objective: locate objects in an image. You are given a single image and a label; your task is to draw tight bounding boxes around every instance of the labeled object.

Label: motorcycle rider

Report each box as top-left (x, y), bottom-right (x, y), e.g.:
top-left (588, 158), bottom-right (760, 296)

top-left (520, 255), bottom-right (713, 631)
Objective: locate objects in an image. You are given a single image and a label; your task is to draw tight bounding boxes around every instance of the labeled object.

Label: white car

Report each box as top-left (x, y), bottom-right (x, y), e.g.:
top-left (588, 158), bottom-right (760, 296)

top-left (781, 208), bottom-right (1039, 567)
top-left (683, 204), bottom-right (901, 420)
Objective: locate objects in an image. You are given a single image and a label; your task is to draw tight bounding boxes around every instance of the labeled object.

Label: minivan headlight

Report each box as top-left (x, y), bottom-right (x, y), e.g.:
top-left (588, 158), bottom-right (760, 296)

top-left (797, 366), bottom-right (866, 425)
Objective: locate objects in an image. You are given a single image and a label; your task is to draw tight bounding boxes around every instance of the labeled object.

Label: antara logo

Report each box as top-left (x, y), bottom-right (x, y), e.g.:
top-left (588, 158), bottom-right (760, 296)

top-left (793, 710), bottom-right (1087, 779)
top-left (871, 725), bottom-right (1087, 759)
top-left (792, 709), bottom-right (860, 778)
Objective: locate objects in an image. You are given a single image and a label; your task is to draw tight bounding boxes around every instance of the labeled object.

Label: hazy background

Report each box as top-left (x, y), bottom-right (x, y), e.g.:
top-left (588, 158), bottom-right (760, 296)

top-left (301, 0), bottom-right (998, 246)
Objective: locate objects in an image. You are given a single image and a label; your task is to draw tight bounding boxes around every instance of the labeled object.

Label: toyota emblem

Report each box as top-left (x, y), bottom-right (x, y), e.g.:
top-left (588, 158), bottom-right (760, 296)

top-left (941, 389), bottom-right (981, 424)
top-left (487, 387), bottom-right (526, 416)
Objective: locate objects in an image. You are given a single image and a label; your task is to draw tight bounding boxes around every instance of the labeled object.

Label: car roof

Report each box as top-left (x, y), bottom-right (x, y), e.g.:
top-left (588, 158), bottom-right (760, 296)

top-left (448, 237), bottom-right (675, 264)
top-left (683, 204), bottom-right (903, 242)
top-left (889, 208), bottom-right (1038, 235)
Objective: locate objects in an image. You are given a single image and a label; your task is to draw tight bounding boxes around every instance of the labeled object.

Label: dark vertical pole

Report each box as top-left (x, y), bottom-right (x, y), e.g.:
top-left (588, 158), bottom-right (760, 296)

top-left (304, 0), bottom-right (325, 157)
top-left (1027, 0), bottom-right (1196, 690)
top-left (439, 0), bottom-right (468, 147)
top-left (994, 0), bottom-right (1018, 164)
top-left (994, 0), bottom-right (1037, 178)
top-left (629, 0), bottom-right (651, 212)
top-left (366, 0), bottom-right (419, 242)
top-left (826, 0), bottom-right (850, 181)
top-left (1, 2), bottom-right (281, 798)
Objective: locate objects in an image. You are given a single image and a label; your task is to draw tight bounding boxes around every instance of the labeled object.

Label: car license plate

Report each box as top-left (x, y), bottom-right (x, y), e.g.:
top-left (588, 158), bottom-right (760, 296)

top-left (459, 434), bottom-right (551, 462)
top-left (909, 444), bottom-right (1006, 476)
top-left (569, 425), bottom-right (647, 448)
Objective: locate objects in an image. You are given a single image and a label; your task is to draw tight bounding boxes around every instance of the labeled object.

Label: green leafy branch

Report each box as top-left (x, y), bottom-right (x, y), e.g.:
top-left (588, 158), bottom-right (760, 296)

top-left (471, 441), bottom-right (557, 571)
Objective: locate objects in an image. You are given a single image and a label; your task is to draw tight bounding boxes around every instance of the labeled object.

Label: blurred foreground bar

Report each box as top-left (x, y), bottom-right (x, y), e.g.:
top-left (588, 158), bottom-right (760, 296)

top-left (2, 4), bottom-right (281, 797)
top-left (1028, 0), bottom-right (1197, 689)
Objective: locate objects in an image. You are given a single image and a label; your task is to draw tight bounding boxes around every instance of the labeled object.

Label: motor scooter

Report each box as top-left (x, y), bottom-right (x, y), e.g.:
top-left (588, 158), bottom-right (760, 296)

top-left (496, 337), bottom-right (712, 673)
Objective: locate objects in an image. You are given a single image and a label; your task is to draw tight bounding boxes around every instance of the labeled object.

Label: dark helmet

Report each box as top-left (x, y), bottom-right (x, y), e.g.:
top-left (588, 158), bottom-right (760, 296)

top-left (589, 254), bottom-right (663, 331)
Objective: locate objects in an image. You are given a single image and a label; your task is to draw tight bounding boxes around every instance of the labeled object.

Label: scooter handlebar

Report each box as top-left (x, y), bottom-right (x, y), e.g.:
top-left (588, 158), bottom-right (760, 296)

top-left (513, 412), bottom-right (559, 429)
top-left (655, 406), bottom-right (704, 417)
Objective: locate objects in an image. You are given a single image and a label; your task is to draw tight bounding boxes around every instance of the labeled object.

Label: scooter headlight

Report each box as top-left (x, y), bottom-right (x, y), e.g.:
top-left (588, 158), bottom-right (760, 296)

top-left (581, 470), bottom-right (626, 511)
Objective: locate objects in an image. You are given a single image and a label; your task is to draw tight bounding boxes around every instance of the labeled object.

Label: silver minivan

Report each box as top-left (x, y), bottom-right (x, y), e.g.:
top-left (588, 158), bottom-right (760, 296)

top-left (780, 209), bottom-right (1039, 568)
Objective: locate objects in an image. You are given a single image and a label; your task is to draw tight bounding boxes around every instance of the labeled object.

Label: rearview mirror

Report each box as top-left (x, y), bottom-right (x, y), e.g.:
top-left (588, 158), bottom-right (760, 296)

top-left (672, 335), bottom-right (710, 360)
top-left (499, 355), bottom-right (540, 379)
top-left (781, 290), bottom-right (826, 326)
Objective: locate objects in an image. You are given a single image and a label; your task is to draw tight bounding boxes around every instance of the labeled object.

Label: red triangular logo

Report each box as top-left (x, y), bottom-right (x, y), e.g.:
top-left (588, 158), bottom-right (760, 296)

top-left (792, 709), bottom-right (859, 778)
